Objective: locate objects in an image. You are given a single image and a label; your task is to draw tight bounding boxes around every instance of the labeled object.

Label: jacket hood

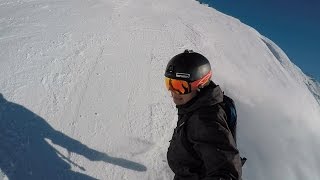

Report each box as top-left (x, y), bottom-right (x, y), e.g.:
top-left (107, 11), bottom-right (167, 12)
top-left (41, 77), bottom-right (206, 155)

top-left (177, 81), bottom-right (224, 115)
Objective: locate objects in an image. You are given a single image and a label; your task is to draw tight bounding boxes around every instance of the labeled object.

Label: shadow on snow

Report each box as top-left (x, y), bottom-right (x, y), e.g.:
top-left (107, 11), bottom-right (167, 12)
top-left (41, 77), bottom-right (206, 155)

top-left (0, 93), bottom-right (147, 180)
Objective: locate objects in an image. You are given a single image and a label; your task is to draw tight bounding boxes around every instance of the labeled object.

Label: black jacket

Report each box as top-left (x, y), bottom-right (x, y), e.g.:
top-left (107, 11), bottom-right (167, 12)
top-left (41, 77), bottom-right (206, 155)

top-left (167, 81), bottom-right (242, 180)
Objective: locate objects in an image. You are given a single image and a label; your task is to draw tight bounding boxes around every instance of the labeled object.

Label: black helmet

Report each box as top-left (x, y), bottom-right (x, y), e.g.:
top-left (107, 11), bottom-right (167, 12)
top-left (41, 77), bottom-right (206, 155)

top-left (165, 50), bottom-right (212, 84)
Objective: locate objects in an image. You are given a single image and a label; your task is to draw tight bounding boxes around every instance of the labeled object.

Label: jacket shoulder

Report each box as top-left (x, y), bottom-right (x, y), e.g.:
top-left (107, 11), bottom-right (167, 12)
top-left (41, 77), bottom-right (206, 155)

top-left (192, 105), bottom-right (228, 128)
top-left (186, 105), bottom-right (230, 142)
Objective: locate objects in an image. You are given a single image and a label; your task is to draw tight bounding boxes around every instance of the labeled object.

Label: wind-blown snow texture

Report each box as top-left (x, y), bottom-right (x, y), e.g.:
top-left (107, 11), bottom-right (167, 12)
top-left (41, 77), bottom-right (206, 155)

top-left (0, 0), bottom-right (319, 179)
top-left (261, 36), bottom-right (320, 106)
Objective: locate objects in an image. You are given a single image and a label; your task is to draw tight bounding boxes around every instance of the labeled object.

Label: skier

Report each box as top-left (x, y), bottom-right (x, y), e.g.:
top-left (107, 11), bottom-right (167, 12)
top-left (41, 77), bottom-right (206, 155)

top-left (165, 50), bottom-right (242, 180)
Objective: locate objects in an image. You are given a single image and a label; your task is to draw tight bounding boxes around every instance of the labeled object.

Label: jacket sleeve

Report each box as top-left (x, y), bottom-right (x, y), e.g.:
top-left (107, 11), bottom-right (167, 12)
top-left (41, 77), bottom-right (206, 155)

top-left (186, 106), bottom-right (242, 180)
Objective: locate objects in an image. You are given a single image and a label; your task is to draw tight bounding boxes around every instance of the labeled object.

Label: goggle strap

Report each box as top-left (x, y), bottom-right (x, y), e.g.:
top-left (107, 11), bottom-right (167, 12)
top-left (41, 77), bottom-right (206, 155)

top-left (191, 71), bottom-right (212, 88)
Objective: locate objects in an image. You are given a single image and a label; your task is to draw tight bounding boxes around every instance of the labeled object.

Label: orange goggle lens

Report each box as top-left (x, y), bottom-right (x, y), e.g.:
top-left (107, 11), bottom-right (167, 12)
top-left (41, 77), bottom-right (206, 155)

top-left (165, 77), bottom-right (192, 95)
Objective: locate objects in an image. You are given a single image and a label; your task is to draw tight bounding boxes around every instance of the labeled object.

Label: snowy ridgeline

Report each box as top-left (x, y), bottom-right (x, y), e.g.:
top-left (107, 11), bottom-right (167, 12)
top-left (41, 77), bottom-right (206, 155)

top-left (0, 170), bottom-right (8, 180)
top-left (1, 0), bottom-right (320, 180)
top-left (307, 78), bottom-right (320, 105)
top-left (261, 36), bottom-right (320, 105)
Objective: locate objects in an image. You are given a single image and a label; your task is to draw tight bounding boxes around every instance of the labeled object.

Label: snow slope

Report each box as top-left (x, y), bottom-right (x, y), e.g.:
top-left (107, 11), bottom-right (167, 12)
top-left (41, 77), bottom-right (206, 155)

top-left (1, 0), bottom-right (320, 179)
top-left (306, 76), bottom-right (320, 105)
top-left (261, 36), bottom-right (320, 105)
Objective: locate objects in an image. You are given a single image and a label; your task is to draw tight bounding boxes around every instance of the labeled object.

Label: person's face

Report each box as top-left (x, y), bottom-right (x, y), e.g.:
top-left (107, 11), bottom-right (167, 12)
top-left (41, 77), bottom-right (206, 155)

top-left (170, 90), bottom-right (197, 105)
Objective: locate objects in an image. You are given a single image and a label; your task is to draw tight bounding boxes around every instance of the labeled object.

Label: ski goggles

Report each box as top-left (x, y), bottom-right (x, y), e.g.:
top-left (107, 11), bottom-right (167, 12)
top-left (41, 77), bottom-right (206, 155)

top-left (165, 78), bottom-right (192, 95)
top-left (165, 71), bottom-right (212, 95)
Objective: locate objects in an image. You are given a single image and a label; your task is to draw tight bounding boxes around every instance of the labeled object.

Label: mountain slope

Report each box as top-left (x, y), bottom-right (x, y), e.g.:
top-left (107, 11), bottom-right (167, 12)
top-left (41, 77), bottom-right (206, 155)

top-left (261, 36), bottom-right (320, 105)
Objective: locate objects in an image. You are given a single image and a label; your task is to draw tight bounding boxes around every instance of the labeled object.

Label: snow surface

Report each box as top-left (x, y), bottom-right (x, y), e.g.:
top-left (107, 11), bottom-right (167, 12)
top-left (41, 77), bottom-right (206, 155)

top-left (261, 36), bottom-right (320, 105)
top-left (1, 0), bottom-right (320, 179)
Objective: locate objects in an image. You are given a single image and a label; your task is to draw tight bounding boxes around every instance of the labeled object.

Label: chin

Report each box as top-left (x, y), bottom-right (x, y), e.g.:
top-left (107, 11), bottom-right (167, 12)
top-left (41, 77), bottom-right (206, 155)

top-left (173, 99), bottom-right (185, 105)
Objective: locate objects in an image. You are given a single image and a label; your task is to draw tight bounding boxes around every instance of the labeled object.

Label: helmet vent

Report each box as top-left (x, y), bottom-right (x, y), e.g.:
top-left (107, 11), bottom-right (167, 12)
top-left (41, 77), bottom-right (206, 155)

top-left (168, 65), bottom-right (174, 73)
top-left (184, 49), bottom-right (194, 53)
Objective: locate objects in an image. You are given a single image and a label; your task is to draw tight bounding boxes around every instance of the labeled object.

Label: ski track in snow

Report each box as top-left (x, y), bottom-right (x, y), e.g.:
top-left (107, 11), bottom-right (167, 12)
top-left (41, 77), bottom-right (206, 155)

top-left (69, 45), bottom-right (105, 137)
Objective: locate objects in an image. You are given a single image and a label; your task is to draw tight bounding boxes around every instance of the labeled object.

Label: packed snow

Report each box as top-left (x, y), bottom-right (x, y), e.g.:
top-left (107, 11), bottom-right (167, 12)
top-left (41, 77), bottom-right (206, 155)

top-left (1, 0), bottom-right (319, 179)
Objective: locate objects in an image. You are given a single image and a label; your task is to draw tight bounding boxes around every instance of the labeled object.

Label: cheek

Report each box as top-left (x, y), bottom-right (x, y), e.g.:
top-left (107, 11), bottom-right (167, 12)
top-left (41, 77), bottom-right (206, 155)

top-left (182, 96), bottom-right (191, 103)
top-left (182, 92), bottom-right (197, 102)
top-left (173, 95), bottom-right (183, 101)
top-left (177, 96), bottom-right (189, 102)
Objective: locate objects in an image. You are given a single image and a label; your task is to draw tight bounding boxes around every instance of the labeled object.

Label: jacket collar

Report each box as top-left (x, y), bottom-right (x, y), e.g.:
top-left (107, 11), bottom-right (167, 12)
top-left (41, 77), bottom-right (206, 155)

top-left (176, 81), bottom-right (223, 115)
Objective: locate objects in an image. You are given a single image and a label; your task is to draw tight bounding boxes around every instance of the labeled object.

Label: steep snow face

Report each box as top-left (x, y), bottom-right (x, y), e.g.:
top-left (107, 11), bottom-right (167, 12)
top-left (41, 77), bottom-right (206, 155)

top-left (1, 0), bottom-right (320, 180)
top-left (261, 36), bottom-right (320, 105)
top-left (306, 77), bottom-right (320, 105)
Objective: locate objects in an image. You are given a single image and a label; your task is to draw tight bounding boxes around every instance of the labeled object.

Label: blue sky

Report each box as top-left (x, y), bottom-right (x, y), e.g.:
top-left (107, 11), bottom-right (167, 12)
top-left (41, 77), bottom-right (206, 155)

top-left (198, 0), bottom-right (320, 81)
